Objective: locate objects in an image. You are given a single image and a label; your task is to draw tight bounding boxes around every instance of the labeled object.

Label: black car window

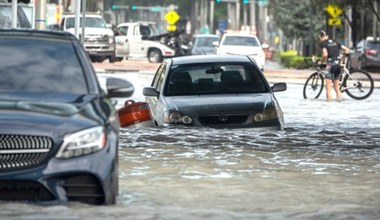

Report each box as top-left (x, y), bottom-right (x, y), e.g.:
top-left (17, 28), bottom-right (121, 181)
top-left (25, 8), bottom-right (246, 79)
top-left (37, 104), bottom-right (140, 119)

top-left (367, 41), bottom-right (380, 50)
top-left (118, 26), bottom-right (128, 35)
top-left (165, 63), bottom-right (268, 96)
top-left (140, 25), bottom-right (151, 36)
top-left (222, 36), bottom-right (259, 47)
top-left (195, 37), bottom-right (219, 47)
top-left (0, 37), bottom-right (88, 94)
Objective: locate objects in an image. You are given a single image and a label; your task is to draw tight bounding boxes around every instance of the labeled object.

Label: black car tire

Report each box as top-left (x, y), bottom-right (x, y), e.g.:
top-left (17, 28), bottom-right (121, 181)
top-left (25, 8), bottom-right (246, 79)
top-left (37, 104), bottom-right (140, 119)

top-left (109, 54), bottom-right (116, 63)
top-left (148, 49), bottom-right (163, 63)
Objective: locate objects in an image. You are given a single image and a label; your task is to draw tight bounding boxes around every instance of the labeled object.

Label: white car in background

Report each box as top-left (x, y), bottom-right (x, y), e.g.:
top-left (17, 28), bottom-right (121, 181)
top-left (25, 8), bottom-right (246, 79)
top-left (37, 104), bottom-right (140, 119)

top-left (215, 33), bottom-right (266, 71)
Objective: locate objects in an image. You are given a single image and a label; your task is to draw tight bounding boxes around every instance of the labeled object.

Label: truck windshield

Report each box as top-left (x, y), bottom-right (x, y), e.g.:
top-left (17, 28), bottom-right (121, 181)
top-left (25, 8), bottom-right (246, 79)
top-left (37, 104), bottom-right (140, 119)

top-left (0, 3), bottom-right (32, 28)
top-left (66, 17), bottom-right (107, 29)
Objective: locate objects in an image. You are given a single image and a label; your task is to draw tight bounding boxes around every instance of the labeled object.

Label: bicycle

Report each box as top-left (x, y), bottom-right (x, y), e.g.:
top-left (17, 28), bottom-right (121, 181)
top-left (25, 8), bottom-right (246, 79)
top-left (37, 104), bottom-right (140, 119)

top-left (303, 55), bottom-right (374, 100)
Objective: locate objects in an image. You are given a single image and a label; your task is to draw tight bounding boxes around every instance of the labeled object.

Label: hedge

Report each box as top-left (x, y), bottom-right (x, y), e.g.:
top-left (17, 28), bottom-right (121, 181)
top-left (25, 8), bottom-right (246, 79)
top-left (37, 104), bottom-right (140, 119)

top-left (277, 50), bottom-right (317, 69)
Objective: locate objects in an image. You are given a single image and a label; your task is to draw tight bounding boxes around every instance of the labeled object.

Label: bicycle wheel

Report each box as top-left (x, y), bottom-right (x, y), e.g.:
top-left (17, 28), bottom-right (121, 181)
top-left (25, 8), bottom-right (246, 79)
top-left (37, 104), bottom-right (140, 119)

top-left (343, 69), bottom-right (374, 100)
top-left (303, 72), bottom-right (324, 99)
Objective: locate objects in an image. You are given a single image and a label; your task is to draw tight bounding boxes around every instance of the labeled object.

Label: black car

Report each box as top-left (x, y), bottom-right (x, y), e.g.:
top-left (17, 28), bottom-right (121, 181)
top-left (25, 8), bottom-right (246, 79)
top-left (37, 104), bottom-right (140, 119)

top-left (143, 55), bottom-right (286, 130)
top-left (350, 37), bottom-right (380, 70)
top-left (0, 29), bottom-right (134, 205)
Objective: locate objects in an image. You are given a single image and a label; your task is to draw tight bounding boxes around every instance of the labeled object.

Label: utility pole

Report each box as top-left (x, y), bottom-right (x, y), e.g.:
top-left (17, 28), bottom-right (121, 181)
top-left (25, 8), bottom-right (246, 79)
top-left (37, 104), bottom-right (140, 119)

top-left (210, 0), bottom-right (214, 33)
top-left (35, 0), bottom-right (47, 30)
top-left (249, 2), bottom-right (256, 34)
top-left (374, 0), bottom-right (379, 38)
top-left (11, 0), bottom-right (17, 28)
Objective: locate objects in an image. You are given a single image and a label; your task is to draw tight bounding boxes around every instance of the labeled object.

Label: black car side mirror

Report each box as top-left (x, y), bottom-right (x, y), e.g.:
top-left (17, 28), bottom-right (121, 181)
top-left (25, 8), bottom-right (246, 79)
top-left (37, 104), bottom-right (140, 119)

top-left (143, 87), bottom-right (159, 97)
top-left (272, 82), bottom-right (287, 92)
top-left (106, 77), bottom-right (134, 98)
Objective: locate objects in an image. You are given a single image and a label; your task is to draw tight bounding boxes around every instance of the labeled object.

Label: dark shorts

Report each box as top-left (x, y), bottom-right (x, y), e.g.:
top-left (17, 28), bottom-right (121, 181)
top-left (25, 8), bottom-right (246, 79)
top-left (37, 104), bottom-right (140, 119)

top-left (325, 60), bottom-right (341, 80)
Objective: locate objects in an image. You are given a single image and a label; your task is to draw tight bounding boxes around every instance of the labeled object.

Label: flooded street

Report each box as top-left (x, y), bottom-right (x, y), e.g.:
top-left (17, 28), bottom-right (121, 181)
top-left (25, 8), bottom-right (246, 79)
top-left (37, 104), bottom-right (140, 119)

top-left (2, 71), bottom-right (380, 219)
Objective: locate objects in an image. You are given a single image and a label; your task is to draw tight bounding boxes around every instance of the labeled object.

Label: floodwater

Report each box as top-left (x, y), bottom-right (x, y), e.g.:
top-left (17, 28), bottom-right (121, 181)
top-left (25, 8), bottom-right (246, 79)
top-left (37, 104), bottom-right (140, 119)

top-left (1, 72), bottom-right (380, 220)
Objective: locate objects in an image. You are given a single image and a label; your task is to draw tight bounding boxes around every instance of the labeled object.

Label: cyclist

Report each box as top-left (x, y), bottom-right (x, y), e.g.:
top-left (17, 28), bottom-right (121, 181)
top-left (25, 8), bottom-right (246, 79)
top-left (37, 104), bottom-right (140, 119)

top-left (318, 30), bottom-right (350, 101)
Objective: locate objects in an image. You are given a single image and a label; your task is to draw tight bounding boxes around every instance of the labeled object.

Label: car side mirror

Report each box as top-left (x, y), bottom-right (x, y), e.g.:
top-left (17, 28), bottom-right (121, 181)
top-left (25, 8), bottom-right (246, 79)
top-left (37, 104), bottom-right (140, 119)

top-left (106, 77), bottom-right (134, 98)
top-left (143, 87), bottom-right (159, 97)
top-left (271, 82), bottom-right (287, 92)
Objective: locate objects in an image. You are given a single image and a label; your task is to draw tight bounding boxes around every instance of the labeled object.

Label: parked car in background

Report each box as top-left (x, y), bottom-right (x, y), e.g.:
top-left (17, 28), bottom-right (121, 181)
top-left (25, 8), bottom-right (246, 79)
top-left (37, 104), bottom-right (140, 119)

top-left (215, 33), bottom-right (266, 71)
top-left (350, 36), bottom-right (380, 71)
top-left (60, 14), bottom-right (116, 63)
top-left (190, 34), bottom-right (220, 55)
top-left (143, 55), bottom-right (286, 130)
top-left (0, 29), bottom-right (134, 205)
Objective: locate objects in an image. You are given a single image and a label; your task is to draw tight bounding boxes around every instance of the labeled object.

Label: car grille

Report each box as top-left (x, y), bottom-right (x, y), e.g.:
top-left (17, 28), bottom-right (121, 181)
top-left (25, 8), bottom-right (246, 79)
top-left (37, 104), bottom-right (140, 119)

top-left (0, 134), bottom-right (53, 170)
top-left (85, 35), bottom-right (108, 43)
top-left (0, 180), bottom-right (54, 201)
top-left (198, 114), bottom-right (248, 125)
top-left (61, 175), bottom-right (105, 205)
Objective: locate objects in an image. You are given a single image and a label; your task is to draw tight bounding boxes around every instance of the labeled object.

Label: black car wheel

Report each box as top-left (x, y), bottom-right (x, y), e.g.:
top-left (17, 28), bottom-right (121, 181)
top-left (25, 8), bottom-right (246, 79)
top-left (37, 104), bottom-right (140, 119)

top-left (109, 54), bottom-right (116, 63)
top-left (148, 49), bottom-right (163, 63)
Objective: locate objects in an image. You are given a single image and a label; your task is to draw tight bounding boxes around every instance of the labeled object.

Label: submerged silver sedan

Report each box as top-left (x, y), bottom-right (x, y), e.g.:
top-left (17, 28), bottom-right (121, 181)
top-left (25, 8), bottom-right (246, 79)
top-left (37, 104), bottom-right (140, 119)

top-left (143, 55), bottom-right (286, 130)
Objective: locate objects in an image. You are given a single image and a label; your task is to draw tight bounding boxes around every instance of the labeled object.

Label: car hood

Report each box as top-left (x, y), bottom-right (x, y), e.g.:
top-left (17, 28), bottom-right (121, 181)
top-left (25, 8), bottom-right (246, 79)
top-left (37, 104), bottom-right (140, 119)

top-left (163, 94), bottom-right (272, 115)
top-left (219, 45), bottom-right (263, 56)
top-left (0, 96), bottom-right (106, 138)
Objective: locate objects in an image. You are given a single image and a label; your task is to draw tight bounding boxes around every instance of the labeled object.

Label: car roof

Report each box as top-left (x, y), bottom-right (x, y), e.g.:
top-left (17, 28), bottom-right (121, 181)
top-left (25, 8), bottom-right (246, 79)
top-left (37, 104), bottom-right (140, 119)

top-left (169, 55), bottom-right (253, 65)
top-left (117, 22), bottom-right (156, 27)
top-left (222, 32), bottom-right (257, 37)
top-left (193, 34), bottom-right (219, 38)
top-left (0, 29), bottom-right (76, 41)
top-left (62, 14), bottom-right (103, 18)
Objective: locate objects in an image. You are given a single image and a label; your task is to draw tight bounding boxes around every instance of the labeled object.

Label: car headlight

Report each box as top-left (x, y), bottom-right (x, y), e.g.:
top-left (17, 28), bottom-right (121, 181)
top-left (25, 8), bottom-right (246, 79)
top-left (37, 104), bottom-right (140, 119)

top-left (56, 126), bottom-right (106, 159)
top-left (108, 35), bottom-right (115, 44)
top-left (253, 106), bottom-right (279, 122)
top-left (164, 111), bottom-right (193, 125)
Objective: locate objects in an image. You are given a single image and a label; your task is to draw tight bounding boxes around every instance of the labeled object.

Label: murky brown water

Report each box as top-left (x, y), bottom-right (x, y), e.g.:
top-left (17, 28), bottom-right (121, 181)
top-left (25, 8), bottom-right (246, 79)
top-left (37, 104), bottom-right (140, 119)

top-left (1, 76), bottom-right (380, 219)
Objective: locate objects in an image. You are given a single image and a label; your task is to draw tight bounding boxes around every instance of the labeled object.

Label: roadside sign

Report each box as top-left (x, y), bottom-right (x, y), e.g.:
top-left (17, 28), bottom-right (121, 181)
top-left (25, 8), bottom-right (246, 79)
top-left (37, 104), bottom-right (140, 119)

top-left (167, 25), bottom-right (177, 31)
top-left (328, 18), bottom-right (342, 26)
top-left (325, 4), bottom-right (342, 18)
top-left (165, 10), bottom-right (180, 25)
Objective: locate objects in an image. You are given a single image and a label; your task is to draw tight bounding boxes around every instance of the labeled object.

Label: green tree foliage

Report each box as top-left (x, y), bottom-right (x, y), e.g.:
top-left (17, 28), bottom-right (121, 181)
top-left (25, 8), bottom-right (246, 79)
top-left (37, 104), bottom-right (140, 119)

top-left (269, 0), bottom-right (325, 40)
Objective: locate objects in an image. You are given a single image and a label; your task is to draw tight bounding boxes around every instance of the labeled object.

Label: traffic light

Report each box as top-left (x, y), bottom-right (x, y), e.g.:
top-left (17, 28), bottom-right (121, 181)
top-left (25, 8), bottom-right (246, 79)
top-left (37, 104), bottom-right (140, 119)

top-left (216, 0), bottom-right (221, 3)
top-left (243, 0), bottom-right (249, 4)
top-left (131, 5), bottom-right (137, 10)
top-left (111, 5), bottom-right (117, 10)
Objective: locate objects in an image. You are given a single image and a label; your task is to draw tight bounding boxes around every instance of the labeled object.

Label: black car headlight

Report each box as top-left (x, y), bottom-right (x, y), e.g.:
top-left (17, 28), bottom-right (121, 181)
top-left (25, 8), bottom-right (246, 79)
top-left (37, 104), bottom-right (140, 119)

top-left (253, 106), bottom-right (279, 122)
top-left (164, 111), bottom-right (193, 125)
top-left (56, 126), bottom-right (106, 159)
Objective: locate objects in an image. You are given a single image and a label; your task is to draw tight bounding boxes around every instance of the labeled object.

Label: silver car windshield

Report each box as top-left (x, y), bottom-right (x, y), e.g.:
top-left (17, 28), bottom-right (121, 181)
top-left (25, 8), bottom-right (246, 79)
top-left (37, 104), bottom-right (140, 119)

top-left (165, 63), bottom-right (268, 96)
top-left (0, 37), bottom-right (88, 94)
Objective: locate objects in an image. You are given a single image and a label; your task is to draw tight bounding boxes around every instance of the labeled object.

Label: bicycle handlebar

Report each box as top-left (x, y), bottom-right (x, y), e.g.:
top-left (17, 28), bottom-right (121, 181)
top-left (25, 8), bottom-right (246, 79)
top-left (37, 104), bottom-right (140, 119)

top-left (304, 57), bottom-right (325, 68)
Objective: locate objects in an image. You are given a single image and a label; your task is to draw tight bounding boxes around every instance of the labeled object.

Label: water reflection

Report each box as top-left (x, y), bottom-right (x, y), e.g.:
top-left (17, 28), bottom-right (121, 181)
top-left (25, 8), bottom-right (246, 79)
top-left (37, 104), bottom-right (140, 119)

top-left (1, 84), bottom-right (380, 219)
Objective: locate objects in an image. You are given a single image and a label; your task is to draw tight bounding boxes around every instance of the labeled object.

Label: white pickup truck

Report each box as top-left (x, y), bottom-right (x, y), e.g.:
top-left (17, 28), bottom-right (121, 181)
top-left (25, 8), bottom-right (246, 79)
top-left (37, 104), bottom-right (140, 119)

top-left (60, 14), bottom-right (116, 63)
top-left (114, 22), bottom-right (176, 63)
